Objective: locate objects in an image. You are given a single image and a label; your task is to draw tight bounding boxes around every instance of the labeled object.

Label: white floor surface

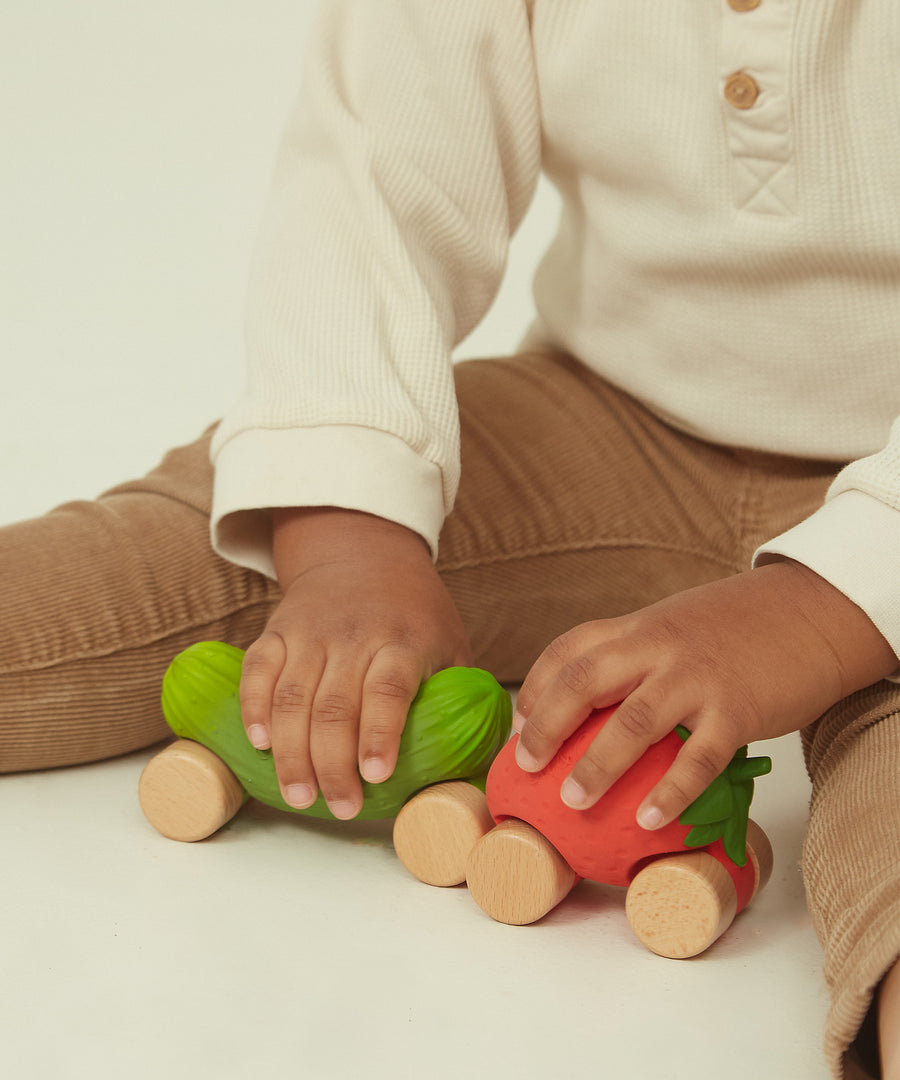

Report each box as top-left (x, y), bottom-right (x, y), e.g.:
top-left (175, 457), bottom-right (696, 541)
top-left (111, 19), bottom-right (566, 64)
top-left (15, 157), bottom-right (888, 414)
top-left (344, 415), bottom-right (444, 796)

top-left (2, 5), bottom-right (832, 1078)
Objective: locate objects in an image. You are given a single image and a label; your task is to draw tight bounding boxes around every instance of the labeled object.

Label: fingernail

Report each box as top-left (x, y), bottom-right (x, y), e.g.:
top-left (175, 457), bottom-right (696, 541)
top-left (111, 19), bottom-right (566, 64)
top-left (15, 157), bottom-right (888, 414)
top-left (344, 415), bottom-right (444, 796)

top-left (361, 756), bottom-right (390, 783)
top-left (284, 783), bottom-right (315, 809)
top-left (515, 742), bottom-right (541, 772)
top-left (560, 777), bottom-right (589, 809)
top-left (247, 724), bottom-right (270, 749)
top-left (638, 805), bottom-right (664, 830)
top-left (512, 710), bottom-right (525, 733)
top-left (328, 799), bottom-right (359, 821)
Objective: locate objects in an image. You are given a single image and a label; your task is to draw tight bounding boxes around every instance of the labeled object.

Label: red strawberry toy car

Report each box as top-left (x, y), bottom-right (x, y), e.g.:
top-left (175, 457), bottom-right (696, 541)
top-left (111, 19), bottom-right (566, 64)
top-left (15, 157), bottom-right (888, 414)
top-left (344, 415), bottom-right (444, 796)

top-left (393, 705), bottom-right (773, 959)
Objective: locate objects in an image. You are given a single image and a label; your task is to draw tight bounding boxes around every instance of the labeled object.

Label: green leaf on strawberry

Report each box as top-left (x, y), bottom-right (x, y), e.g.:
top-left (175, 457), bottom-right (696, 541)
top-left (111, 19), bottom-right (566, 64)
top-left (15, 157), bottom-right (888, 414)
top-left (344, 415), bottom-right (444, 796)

top-left (674, 726), bottom-right (772, 867)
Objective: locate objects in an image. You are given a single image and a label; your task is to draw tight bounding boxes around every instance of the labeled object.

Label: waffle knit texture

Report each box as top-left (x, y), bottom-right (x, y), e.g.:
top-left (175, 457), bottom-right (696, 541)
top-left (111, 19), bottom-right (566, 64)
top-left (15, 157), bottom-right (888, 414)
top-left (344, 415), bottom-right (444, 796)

top-left (211, 0), bottom-right (900, 674)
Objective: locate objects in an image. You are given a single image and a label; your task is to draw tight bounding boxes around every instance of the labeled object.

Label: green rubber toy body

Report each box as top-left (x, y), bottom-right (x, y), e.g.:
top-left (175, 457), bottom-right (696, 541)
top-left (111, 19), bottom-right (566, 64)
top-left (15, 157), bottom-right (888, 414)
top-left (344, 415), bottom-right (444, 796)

top-left (160, 641), bottom-right (512, 821)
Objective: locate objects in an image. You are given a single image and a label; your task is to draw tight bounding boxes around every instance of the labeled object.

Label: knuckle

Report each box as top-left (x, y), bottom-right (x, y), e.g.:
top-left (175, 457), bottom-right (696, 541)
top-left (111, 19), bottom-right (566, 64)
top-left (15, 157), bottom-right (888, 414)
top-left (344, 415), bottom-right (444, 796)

top-left (544, 633), bottom-right (575, 667)
top-left (240, 655), bottom-right (273, 688)
top-left (575, 742), bottom-right (613, 786)
top-left (361, 721), bottom-right (399, 748)
top-left (272, 681), bottom-right (312, 714)
top-left (242, 631), bottom-right (285, 671)
top-left (684, 741), bottom-right (728, 784)
top-left (556, 652), bottom-right (596, 697)
top-left (360, 680), bottom-right (411, 748)
top-left (366, 672), bottom-right (417, 705)
top-left (665, 745), bottom-right (731, 812)
top-left (311, 691), bottom-right (356, 726)
top-left (660, 775), bottom-right (696, 813)
top-left (614, 695), bottom-right (660, 742)
top-left (542, 624), bottom-right (592, 669)
top-left (519, 710), bottom-right (554, 748)
top-left (382, 624), bottom-right (417, 651)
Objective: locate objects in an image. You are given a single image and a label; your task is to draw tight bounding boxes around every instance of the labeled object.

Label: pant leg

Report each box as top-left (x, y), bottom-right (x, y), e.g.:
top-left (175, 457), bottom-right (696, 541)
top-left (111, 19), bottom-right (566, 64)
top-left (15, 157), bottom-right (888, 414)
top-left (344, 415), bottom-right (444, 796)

top-left (0, 347), bottom-right (839, 776)
top-left (801, 686), bottom-right (900, 1080)
top-left (439, 349), bottom-right (839, 680)
top-left (0, 428), bottom-right (282, 772)
top-left (3, 349), bottom-right (756, 773)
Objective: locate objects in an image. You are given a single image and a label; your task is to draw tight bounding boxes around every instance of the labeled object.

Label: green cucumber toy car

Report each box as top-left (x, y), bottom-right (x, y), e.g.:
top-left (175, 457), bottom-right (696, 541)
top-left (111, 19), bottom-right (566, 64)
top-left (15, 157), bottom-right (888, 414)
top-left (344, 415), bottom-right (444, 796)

top-left (138, 640), bottom-right (512, 841)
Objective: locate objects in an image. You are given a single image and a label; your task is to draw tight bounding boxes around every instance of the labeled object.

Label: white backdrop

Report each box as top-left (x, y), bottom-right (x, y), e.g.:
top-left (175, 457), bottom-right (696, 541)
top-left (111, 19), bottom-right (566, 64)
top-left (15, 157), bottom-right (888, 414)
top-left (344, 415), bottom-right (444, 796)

top-left (1, 5), bottom-right (829, 1079)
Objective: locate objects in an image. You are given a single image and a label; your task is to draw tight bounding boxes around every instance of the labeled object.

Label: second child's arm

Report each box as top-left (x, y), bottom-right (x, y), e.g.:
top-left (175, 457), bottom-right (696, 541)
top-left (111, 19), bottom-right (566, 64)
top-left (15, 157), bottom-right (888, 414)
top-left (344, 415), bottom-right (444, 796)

top-left (238, 507), bottom-right (472, 820)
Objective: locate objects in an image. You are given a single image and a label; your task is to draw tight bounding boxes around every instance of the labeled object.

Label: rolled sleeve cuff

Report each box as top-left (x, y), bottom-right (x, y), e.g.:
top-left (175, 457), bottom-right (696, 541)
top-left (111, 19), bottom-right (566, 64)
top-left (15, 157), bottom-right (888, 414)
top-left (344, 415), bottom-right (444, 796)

top-left (210, 426), bottom-right (447, 579)
top-left (754, 488), bottom-right (900, 678)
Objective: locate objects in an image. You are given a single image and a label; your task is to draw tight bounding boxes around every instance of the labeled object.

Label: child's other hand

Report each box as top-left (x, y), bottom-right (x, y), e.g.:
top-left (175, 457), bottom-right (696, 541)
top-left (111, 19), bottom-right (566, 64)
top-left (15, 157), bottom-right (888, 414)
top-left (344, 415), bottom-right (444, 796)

top-left (513, 560), bottom-right (896, 831)
top-left (239, 508), bottom-right (472, 820)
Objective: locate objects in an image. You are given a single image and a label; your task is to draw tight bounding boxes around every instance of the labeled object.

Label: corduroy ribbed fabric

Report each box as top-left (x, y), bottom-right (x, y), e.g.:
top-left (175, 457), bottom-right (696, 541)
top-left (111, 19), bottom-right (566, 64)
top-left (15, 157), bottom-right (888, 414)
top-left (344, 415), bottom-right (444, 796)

top-left (0, 349), bottom-right (893, 1078)
top-left (0, 429), bottom-right (281, 771)
top-left (802, 690), bottom-right (900, 1080)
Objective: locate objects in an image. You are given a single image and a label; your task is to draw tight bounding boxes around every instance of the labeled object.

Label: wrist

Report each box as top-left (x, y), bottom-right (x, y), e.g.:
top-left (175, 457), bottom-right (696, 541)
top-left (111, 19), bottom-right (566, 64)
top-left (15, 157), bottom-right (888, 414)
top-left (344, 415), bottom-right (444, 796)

top-left (758, 558), bottom-right (898, 695)
top-left (271, 507), bottom-right (432, 591)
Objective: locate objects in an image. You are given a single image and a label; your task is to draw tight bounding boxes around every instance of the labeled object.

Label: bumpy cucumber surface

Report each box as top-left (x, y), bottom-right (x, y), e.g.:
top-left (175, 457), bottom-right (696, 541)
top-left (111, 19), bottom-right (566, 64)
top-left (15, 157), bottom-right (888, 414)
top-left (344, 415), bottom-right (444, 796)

top-left (161, 641), bottom-right (512, 820)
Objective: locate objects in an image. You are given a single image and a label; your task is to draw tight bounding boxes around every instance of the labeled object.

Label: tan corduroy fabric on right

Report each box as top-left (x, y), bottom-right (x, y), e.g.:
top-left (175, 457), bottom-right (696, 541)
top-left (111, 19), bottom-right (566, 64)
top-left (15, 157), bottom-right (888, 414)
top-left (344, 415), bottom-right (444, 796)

top-left (803, 690), bottom-right (900, 1079)
top-left (0, 348), bottom-right (894, 1077)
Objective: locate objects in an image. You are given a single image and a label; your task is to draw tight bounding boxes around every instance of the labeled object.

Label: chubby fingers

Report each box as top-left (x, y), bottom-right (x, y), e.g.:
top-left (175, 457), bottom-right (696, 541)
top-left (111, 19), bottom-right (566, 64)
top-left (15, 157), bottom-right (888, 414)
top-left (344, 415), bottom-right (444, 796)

top-left (553, 678), bottom-right (694, 815)
top-left (560, 690), bottom-right (742, 831)
top-left (239, 630), bottom-right (283, 753)
top-left (513, 623), bottom-right (743, 830)
top-left (240, 631), bottom-right (363, 820)
top-left (240, 633), bottom-right (425, 821)
top-left (356, 647), bottom-right (423, 786)
top-left (299, 647), bottom-right (372, 820)
top-left (513, 623), bottom-right (638, 772)
top-left (631, 726), bottom-right (739, 831)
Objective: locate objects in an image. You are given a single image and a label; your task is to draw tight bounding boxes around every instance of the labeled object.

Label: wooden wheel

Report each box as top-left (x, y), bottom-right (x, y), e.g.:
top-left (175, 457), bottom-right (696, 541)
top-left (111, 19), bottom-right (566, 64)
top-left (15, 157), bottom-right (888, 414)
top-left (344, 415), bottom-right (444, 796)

top-left (392, 781), bottom-right (494, 887)
top-left (465, 818), bottom-right (578, 926)
top-left (138, 739), bottom-right (245, 842)
top-left (746, 819), bottom-right (774, 902)
top-left (625, 851), bottom-right (738, 959)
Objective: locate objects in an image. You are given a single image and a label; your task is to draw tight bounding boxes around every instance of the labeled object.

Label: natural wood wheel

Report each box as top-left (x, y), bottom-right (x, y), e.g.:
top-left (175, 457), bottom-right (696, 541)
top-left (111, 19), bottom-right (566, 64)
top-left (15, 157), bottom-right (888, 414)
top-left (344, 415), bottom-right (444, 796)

top-left (466, 818), bottom-right (578, 926)
top-left (393, 781), bottom-right (494, 887)
top-left (625, 851), bottom-right (738, 959)
top-left (746, 819), bottom-right (774, 902)
top-left (138, 739), bottom-right (245, 842)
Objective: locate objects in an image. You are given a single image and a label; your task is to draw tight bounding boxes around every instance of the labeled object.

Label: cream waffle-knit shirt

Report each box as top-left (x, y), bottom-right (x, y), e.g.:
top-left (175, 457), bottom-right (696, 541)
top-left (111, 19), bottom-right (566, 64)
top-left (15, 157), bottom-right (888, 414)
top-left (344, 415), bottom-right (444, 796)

top-left (211, 0), bottom-right (900, 661)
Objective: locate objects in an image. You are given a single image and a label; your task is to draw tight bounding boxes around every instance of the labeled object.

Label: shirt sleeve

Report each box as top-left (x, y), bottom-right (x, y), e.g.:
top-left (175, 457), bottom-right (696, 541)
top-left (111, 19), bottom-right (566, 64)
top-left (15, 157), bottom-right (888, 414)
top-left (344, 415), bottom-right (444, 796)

top-left (210, 0), bottom-right (542, 578)
top-left (755, 416), bottom-right (900, 670)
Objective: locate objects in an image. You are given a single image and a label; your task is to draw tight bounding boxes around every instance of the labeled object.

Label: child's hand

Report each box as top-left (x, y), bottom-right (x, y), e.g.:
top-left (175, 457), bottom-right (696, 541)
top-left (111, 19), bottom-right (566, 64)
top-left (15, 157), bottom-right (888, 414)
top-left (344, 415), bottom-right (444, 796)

top-left (239, 508), bottom-right (472, 820)
top-left (513, 560), bottom-right (896, 831)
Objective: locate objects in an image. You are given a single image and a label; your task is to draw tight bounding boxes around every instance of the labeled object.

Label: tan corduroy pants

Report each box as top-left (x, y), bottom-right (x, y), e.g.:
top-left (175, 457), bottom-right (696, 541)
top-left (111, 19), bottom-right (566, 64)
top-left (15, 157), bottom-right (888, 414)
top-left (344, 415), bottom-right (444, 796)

top-left (1, 349), bottom-right (897, 1078)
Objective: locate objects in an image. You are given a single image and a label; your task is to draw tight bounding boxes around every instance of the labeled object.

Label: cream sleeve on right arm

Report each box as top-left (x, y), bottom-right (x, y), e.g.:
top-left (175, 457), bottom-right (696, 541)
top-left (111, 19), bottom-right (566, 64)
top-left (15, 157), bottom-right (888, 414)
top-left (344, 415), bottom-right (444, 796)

top-left (756, 415), bottom-right (900, 672)
top-left (210, 0), bottom-right (542, 579)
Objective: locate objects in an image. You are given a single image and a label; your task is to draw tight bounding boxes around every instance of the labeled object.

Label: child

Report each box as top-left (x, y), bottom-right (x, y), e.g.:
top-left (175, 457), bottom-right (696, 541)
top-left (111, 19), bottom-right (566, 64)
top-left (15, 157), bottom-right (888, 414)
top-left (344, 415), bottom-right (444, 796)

top-left (2, 4), bottom-right (899, 1076)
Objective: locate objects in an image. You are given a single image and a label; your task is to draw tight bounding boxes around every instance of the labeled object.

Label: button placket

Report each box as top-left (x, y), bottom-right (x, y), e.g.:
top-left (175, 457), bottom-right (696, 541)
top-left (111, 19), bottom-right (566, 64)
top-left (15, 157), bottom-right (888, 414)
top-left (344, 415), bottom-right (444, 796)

top-left (719, 0), bottom-right (797, 215)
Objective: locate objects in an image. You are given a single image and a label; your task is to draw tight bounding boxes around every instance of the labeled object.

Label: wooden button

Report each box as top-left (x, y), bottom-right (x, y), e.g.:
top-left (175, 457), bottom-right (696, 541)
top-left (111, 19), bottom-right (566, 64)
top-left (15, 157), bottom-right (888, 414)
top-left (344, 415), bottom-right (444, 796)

top-left (728, 0), bottom-right (761, 11)
top-left (724, 72), bottom-right (760, 109)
